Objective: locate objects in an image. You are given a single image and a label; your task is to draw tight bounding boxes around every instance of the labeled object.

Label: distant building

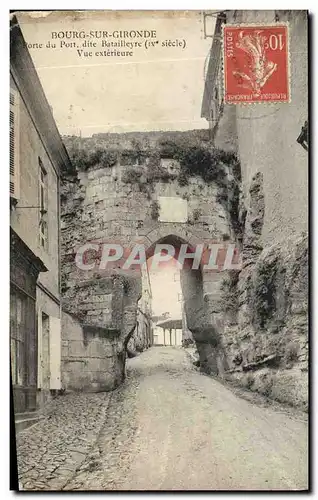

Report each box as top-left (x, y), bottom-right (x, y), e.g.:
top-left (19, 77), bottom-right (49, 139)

top-left (151, 291), bottom-right (192, 347)
top-left (10, 16), bottom-right (72, 415)
top-left (153, 317), bottom-right (182, 346)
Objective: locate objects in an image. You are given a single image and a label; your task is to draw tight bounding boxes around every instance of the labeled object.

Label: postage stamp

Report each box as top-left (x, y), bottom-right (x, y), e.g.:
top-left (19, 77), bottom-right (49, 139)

top-left (222, 24), bottom-right (290, 104)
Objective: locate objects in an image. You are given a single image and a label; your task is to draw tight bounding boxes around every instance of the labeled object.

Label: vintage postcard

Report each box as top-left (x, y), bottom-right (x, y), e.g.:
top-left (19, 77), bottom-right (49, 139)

top-left (10, 10), bottom-right (308, 491)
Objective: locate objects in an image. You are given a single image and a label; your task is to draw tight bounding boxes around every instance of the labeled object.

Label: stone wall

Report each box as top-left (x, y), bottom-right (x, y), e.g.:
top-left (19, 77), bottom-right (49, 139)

top-left (220, 181), bottom-right (308, 409)
top-left (60, 271), bottom-right (140, 391)
top-left (214, 10), bottom-right (308, 410)
top-left (60, 130), bottom-right (239, 390)
top-left (127, 308), bottom-right (152, 355)
top-left (61, 312), bottom-right (124, 391)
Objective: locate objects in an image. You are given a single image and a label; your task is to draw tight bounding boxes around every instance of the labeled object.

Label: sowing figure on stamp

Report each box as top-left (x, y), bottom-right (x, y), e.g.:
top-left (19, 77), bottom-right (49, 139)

top-left (233, 30), bottom-right (277, 95)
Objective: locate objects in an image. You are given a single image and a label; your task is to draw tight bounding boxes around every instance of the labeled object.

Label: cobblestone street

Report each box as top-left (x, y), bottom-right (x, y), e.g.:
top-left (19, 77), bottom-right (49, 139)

top-left (17, 347), bottom-right (308, 491)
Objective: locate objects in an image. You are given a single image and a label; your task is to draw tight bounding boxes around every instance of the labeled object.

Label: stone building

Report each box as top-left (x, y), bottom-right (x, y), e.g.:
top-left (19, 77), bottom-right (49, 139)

top-left (60, 130), bottom-right (239, 392)
top-left (153, 318), bottom-right (183, 346)
top-left (201, 10), bottom-right (308, 408)
top-left (10, 17), bottom-right (72, 416)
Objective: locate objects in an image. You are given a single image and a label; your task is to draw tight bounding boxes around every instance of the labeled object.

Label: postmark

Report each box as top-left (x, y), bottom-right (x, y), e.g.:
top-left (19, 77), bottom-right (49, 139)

top-left (222, 23), bottom-right (290, 104)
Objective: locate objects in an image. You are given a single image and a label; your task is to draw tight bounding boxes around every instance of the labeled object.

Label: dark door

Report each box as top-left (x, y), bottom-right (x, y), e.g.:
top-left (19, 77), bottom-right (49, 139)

top-left (10, 287), bottom-right (37, 413)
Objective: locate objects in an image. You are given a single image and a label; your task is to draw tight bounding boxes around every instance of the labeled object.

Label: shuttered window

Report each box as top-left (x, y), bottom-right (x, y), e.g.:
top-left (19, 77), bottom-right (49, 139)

top-left (10, 290), bottom-right (27, 386)
top-left (10, 89), bottom-right (20, 200)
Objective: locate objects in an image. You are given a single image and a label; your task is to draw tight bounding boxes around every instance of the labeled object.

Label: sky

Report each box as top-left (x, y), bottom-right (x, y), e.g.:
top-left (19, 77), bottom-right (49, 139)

top-left (149, 262), bottom-right (182, 318)
top-left (17, 10), bottom-right (215, 136)
top-left (15, 10), bottom-right (212, 319)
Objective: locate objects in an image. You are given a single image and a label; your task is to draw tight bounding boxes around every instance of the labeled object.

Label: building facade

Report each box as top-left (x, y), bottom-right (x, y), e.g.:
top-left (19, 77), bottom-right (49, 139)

top-left (10, 17), bottom-right (72, 414)
top-left (153, 320), bottom-right (183, 346)
top-left (60, 130), bottom-right (237, 391)
top-left (201, 10), bottom-right (308, 408)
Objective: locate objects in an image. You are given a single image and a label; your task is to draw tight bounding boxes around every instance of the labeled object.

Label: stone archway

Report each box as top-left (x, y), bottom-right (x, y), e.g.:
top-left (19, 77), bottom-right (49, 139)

top-left (60, 130), bottom-right (237, 392)
top-left (141, 230), bottom-right (230, 376)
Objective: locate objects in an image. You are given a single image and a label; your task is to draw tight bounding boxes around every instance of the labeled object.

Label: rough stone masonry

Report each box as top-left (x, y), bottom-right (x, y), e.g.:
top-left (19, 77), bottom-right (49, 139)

top-left (212, 10), bottom-right (308, 411)
top-left (60, 130), bottom-right (241, 392)
top-left (60, 122), bottom-right (308, 411)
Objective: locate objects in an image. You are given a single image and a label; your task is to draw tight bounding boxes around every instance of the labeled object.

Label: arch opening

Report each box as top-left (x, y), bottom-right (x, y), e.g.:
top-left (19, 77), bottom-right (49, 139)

top-left (123, 233), bottom-right (230, 377)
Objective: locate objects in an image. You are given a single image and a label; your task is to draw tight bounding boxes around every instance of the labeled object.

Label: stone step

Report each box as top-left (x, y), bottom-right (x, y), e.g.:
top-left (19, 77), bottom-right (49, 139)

top-left (15, 411), bottom-right (41, 420)
top-left (15, 413), bottom-right (45, 433)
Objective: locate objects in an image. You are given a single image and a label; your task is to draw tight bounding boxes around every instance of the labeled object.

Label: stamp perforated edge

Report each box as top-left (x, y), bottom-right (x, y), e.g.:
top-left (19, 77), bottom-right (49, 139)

top-left (221, 21), bottom-right (291, 105)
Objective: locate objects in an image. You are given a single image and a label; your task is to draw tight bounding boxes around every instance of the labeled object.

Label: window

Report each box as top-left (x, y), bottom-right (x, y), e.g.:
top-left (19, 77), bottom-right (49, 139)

top-left (39, 158), bottom-right (48, 249)
top-left (39, 219), bottom-right (48, 249)
top-left (10, 89), bottom-right (20, 200)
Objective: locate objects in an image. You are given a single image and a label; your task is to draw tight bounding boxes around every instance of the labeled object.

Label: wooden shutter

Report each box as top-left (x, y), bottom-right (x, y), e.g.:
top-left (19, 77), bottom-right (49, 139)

top-left (10, 89), bottom-right (20, 200)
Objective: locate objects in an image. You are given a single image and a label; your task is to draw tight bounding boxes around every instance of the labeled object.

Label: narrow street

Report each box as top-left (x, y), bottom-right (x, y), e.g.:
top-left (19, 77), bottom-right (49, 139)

top-left (17, 347), bottom-right (308, 491)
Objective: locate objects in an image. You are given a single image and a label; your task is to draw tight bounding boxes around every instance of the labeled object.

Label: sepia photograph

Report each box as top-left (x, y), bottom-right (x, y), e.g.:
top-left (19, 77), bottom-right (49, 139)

top-left (9, 9), bottom-right (308, 491)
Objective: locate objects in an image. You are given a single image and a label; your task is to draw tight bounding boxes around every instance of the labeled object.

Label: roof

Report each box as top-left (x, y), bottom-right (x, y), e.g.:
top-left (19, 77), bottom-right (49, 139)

top-left (156, 318), bottom-right (183, 330)
top-left (10, 15), bottom-right (73, 176)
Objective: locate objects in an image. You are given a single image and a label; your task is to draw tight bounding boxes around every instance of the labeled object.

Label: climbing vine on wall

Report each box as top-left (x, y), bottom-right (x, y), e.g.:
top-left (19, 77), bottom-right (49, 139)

top-left (251, 266), bottom-right (277, 331)
top-left (247, 257), bottom-right (287, 333)
top-left (63, 135), bottom-right (242, 238)
top-left (65, 136), bottom-right (238, 185)
top-left (220, 270), bottom-right (240, 316)
top-left (66, 146), bottom-right (118, 172)
top-left (150, 200), bottom-right (160, 220)
top-left (157, 139), bottom-right (238, 186)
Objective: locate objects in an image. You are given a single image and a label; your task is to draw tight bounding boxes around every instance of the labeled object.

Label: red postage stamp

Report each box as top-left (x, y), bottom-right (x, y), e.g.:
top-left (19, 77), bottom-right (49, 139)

top-left (223, 24), bottom-right (290, 104)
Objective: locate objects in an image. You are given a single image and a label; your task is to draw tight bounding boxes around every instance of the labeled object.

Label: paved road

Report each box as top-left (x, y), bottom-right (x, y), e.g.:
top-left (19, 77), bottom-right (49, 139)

top-left (65, 347), bottom-right (308, 491)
